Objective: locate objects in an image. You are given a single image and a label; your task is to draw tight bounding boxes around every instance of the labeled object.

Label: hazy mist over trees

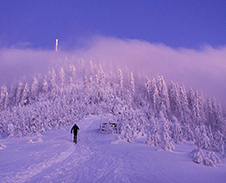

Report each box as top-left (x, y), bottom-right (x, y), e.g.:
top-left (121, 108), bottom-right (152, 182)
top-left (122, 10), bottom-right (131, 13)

top-left (0, 36), bottom-right (226, 106)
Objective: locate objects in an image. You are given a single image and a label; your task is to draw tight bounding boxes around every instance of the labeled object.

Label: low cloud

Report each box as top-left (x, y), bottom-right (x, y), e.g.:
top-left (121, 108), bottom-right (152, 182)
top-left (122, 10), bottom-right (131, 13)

top-left (0, 48), bottom-right (55, 86)
top-left (76, 36), bottom-right (226, 107)
top-left (0, 36), bottom-right (226, 107)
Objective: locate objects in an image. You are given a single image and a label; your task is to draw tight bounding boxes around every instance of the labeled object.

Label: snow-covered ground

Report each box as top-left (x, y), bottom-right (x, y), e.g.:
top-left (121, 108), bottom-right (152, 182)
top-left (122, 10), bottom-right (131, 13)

top-left (0, 115), bottom-right (226, 183)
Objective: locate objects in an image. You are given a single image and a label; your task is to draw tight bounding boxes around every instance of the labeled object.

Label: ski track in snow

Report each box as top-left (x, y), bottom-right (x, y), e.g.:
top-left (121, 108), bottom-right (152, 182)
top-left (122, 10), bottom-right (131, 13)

top-left (1, 115), bottom-right (226, 183)
top-left (0, 117), bottom-right (93, 183)
top-left (3, 146), bottom-right (74, 183)
top-left (30, 117), bottom-right (136, 183)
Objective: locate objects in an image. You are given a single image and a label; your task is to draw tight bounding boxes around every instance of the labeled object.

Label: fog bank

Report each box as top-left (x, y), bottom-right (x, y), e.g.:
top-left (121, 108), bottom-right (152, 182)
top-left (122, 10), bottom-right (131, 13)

top-left (0, 36), bottom-right (225, 106)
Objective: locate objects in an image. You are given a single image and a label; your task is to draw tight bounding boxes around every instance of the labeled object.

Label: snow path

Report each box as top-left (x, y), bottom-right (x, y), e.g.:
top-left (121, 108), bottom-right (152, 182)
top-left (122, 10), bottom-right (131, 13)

top-left (0, 116), bottom-right (95, 183)
top-left (1, 115), bottom-right (226, 183)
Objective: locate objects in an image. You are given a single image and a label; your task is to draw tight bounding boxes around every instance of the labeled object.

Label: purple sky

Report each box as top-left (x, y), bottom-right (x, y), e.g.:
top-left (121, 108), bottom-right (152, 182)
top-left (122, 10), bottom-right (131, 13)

top-left (0, 0), bottom-right (226, 49)
top-left (0, 1), bottom-right (226, 108)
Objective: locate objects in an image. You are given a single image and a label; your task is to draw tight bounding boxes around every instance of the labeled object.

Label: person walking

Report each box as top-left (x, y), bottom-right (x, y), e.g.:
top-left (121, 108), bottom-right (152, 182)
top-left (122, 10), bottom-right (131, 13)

top-left (71, 123), bottom-right (79, 144)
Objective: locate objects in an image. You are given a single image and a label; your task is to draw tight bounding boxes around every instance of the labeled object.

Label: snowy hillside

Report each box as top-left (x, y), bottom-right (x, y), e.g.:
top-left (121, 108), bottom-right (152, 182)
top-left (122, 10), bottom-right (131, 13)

top-left (0, 115), bottom-right (226, 183)
top-left (0, 57), bottom-right (226, 182)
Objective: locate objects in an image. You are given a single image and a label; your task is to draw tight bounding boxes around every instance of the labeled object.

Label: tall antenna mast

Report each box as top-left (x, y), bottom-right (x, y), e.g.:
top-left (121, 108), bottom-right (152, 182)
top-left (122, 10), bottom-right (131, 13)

top-left (55, 39), bottom-right (58, 52)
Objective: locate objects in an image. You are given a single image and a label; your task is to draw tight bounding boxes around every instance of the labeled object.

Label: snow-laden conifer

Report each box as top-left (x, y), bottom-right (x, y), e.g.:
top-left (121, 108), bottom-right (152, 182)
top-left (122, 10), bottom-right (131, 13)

top-left (130, 72), bottom-right (135, 96)
top-left (192, 148), bottom-right (221, 166)
top-left (8, 85), bottom-right (16, 106)
top-left (198, 125), bottom-right (211, 149)
top-left (150, 78), bottom-right (159, 112)
top-left (213, 131), bottom-right (225, 156)
top-left (192, 148), bottom-right (206, 165)
top-left (146, 116), bottom-right (161, 146)
top-left (168, 82), bottom-right (180, 117)
top-left (156, 76), bottom-right (170, 117)
top-left (192, 148), bottom-right (214, 166)
top-left (59, 67), bottom-right (65, 91)
top-left (16, 82), bottom-right (23, 105)
top-left (189, 90), bottom-right (206, 126)
top-left (145, 77), bottom-right (151, 94)
top-left (205, 97), bottom-right (214, 127)
top-left (171, 116), bottom-right (183, 144)
top-left (118, 69), bottom-right (123, 90)
top-left (42, 78), bottom-right (48, 94)
top-left (212, 99), bottom-right (224, 133)
top-left (50, 68), bottom-right (57, 95)
top-left (159, 111), bottom-right (174, 151)
top-left (69, 64), bottom-right (76, 80)
top-left (21, 83), bottom-right (30, 106)
top-left (183, 123), bottom-right (195, 141)
top-left (0, 86), bottom-right (8, 111)
top-left (178, 86), bottom-right (191, 126)
top-left (98, 65), bottom-right (105, 88)
top-left (31, 77), bottom-right (39, 100)
top-left (124, 124), bottom-right (133, 143)
top-left (83, 75), bottom-right (88, 90)
top-left (207, 151), bottom-right (222, 165)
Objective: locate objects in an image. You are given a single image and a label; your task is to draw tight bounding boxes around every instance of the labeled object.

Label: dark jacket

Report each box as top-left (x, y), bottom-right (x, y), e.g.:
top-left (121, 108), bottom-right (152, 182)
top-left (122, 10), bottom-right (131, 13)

top-left (71, 124), bottom-right (79, 136)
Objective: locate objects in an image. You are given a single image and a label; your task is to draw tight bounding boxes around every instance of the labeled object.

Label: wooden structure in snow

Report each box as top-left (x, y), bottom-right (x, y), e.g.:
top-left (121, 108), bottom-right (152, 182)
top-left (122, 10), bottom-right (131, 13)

top-left (100, 119), bottom-right (117, 133)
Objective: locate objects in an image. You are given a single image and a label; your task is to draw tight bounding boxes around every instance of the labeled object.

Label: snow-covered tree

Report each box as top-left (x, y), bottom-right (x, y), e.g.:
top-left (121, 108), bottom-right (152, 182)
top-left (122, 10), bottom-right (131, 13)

top-left (150, 78), bottom-right (160, 113)
top-left (207, 151), bottom-right (222, 165)
top-left (50, 68), bottom-right (57, 95)
top-left (188, 89), bottom-right (206, 126)
top-left (98, 65), bottom-right (105, 88)
top-left (83, 75), bottom-right (89, 91)
top-left (194, 126), bottom-right (201, 144)
top-left (16, 82), bottom-right (23, 105)
top-left (183, 123), bottom-right (195, 141)
top-left (42, 78), bottom-right (48, 95)
top-left (171, 116), bottom-right (183, 144)
top-left (21, 83), bottom-right (30, 106)
top-left (59, 67), bottom-right (65, 91)
top-left (145, 77), bottom-right (151, 94)
top-left (68, 77), bottom-right (73, 92)
top-left (178, 86), bottom-right (191, 126)
top-left (192, 148), bottom-right (206, 165)
top-left (196, 125), bottom-right (211, 150)
top-left (31, 77), bottom-right (39, 100)
top-left (136, 115), bottom-right (146, 136)
top-left (213, 130), bottom-right (225, 156)
top-left (69, 64), bottom-right (76, 80)
top-left (118, 69), bottom-right (123, 95)
top-left (129, 72), bottom-right (135, 96)
top-left (212, 99), bottom-right (224, 133)
top-left (168, 82), bottom-right (180, 117)
top-left (146, 117), bottom-right (161, 146)
top-left (159, 112), bottom-right (174, 151)
top-left (0, 86), bottom-right (8, 111)
top-left (8, 84), bottom-right (16, 106)
top-left (124, 124), bottom-right (133, 143)
top-left (192, 148), bottom-right (221, 166)
top-left (156, 76), bottom-right (170, 117)
top-left (205, 97), bottom-right (214, 127)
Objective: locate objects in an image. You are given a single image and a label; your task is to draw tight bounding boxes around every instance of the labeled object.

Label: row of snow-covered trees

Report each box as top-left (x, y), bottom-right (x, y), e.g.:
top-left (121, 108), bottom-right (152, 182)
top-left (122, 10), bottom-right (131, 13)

top-left (0, 59), bottom-right (225, 163)
top-left (144, 76), bottom-right (225, 134)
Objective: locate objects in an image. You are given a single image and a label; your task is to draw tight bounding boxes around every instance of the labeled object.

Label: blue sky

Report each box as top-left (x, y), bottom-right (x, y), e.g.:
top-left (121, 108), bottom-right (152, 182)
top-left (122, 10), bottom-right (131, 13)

top-left (0, 0), bottom-right (226, 50)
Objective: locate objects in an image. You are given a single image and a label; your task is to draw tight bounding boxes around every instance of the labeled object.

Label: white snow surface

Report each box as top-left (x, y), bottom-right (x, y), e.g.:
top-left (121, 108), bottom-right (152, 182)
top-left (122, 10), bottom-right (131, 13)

top-left (0, 115), bottom-right (226, 183)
